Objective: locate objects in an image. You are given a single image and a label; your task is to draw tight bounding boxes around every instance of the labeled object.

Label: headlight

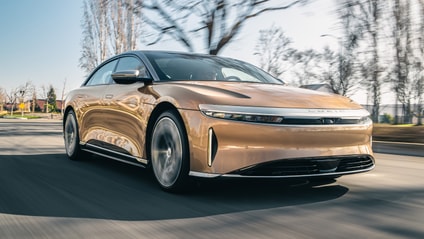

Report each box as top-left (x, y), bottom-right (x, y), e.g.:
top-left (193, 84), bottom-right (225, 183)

top-left (199, 104), bottom-right (372, 125)
top-left (358, 116), bottom-right (373, 125)
top-left (203, 111), bottom-right (284, 124)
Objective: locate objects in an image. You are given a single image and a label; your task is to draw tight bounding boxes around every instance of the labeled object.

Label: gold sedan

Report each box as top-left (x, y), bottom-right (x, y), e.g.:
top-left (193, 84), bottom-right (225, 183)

top-left (63, 51), bottom-right (374, 192)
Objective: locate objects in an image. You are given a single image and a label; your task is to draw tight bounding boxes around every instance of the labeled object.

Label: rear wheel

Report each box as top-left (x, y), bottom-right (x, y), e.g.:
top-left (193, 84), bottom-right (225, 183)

top-left (150, 110), bottom-right (190, 192)
top-left (64, 110), bottom-right (85, 160)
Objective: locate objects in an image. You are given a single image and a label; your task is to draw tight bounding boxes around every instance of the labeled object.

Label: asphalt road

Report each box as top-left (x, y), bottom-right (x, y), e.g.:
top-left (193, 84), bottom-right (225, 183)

top-left (0, 119), bottom-right (423, 239)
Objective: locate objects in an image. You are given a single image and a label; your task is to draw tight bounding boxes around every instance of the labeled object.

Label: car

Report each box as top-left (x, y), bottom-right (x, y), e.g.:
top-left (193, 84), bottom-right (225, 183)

top-left (63, 50), bottom-right (375, 192)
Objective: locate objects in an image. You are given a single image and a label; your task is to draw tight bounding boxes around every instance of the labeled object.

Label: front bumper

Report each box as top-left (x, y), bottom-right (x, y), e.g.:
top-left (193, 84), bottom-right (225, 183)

top-left (179, 109), bottom-right (374, 177)
top-left (189, 154), bottom-right (375, 178)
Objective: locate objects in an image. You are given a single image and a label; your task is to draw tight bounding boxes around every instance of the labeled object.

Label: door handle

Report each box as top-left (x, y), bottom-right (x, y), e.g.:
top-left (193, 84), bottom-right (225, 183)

top-left (105, 94), bottom-right (113, 99)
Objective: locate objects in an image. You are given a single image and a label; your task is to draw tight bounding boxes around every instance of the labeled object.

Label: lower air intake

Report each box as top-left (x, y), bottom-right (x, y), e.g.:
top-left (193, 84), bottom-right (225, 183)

top-left (230, 155), bottom-right (374, 177)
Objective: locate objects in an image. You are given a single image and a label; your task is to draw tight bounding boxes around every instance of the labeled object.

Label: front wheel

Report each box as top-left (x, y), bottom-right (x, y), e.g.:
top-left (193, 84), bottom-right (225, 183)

top-left (150, 110), bottom-right (190, 192)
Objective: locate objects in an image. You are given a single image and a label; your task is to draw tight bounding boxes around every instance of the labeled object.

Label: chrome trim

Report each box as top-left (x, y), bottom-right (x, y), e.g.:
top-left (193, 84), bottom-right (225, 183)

top-left (189, 171), bottom-right (221, 178)
top-left (207, 128), bottom-right (213, 167)
top-left (199, 104), bottom-right (370, 119)
top-left (84, 143), bottom-right (148, 164)
top-left (189, 164), bottom-right (375, 179)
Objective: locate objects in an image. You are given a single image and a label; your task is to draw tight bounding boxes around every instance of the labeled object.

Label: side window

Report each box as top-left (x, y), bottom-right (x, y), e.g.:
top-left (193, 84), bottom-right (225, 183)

top-left (86, 60), bottom-right (117, 86)
top-left (115, 56), bottom-right (150, 78)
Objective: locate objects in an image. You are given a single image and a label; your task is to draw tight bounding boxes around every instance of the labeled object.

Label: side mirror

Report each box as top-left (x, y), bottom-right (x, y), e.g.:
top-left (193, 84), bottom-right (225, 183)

top-left (111, 69), bottom-right (153, 84)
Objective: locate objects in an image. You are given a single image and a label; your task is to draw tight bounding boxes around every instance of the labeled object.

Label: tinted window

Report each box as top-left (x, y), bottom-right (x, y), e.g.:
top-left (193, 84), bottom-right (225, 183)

top-left (86, 60), bottom-right (117, 86)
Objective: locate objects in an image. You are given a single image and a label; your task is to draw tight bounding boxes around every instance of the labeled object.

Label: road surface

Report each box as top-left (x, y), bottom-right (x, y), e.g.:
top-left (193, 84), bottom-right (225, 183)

top-left (0, 119), bottom-right (423, 238)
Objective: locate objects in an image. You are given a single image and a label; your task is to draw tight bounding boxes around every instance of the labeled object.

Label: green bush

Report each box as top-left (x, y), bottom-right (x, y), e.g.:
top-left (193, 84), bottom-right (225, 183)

top-left (380, 113), bottom-right (394, 124)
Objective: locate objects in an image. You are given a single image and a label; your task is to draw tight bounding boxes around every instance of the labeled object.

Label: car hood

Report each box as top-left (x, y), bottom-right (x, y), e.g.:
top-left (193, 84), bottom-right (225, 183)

top-left (151, 81), bottom-right (363, 110)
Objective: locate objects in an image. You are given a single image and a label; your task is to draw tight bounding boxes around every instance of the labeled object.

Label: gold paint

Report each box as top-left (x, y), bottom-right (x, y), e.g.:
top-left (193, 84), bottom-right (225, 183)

top-left (66, 80), bottom-right (373, 176)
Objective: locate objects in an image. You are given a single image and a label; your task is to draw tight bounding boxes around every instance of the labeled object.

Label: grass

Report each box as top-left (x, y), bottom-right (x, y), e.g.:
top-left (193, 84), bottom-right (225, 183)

top-left (373, 123), bottom-right (424, 143)
top-left (375, 123), bottom-right (417, 127)
top-left (1, 113), bottom-right (41, 119)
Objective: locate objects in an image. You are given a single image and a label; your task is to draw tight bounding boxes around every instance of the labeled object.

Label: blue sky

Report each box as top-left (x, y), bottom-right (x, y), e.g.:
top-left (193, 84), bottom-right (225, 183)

top-left (0, 0), bottom-right (344, 100)
top-left (0, 1), bottom-right (83, 96)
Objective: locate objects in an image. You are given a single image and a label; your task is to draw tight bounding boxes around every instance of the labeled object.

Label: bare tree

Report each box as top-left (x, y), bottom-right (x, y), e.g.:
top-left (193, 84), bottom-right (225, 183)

top-left (6, 82), bottom-right (33, 116)
top-left (334, 1), bottom-right (362, 97)
top-left (316, 44), bottom-right (358, 96)
top-left (109, 0), bottom-right (143, 55)
top-left (412, 60), bottom-right (424, 125)
top-left (391, 0), bottom-right (414, 124)
top-left (0, 88), bottom-right (6, 112)
top-left (80, 0), bottom-right (143, 74)
top-left (319, 46), bottom-right (343, 94)
top-left (31, 88), bottom-right (37, 113)
top-left (254, 25), bottom-right (295, 78)
top-left (143, 0), bottom-right (308, 55)
top-left (416, 0), bottom-right (424, 125)
top-left (291, 49), bottom-right (322, 86)
top-left (80, 0), bottom-right (109, 74)
top-left (352, 0), bottom-right (384, 122)
top-left (5, 88), bottom-right (18, 116)
top-left (41, 85), bottom-right (49, 113)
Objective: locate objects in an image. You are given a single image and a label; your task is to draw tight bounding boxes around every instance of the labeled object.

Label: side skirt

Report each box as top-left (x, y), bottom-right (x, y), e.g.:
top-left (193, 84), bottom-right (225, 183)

top-left (82, 143), bottom-right (148, 168)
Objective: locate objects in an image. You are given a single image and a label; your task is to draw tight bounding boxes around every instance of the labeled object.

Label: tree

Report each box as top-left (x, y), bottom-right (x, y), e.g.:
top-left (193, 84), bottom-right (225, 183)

top-left (331, 0), bottom-right (362, 97)
top-left (391, 0), bottom-right (414, 124)
top-left (31, 88), bottom-right (37, 113)
top-left (254, 25), bottom-right (295, 78)
top-left (416, 0), bottom-right (424, 125)
top-left (5, 88), bottom-right (18, 115)
top-left (290, 49), bottom-right (322, 86)
top-left (41, 85), bottom-right (57, 113)
top-left (5, 82), bottom-right (33, 116)
top-left (317, 40), bottom-right (359, 97)
top-left (142, 0), bottom-right (309, 55)
top-left (319, 46), bottom-right (343, 94)
top-left (47, 85), bottom-right (57, 113)
top-left (109, 0), bottom-right (142, 55)
top-left (352, 0), bottom-right (384, 122)
top-left (0, 87), bottom-right (6, 112)
top-left (80, 0), bottom-right (142, 74)
top-left (80, 0), bottom-right (108, 74)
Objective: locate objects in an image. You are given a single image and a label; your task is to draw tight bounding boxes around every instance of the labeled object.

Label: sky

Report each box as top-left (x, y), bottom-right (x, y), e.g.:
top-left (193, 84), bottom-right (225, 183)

top-left (0, 0), bottom-right (359, 102)
top-left (0, 1), bottom-right (82, 97)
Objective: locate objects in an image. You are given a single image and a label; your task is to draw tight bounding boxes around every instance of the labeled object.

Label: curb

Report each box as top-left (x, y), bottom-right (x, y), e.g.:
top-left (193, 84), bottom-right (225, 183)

top-left (0, 118), bottom-right (62, 123)
top-left (373, 141), bottom-right (424, 157)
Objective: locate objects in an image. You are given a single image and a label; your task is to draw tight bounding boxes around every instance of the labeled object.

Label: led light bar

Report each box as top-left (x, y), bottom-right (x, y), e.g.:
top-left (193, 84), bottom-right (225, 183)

top-left (199, 104), bottom-right (372, 125)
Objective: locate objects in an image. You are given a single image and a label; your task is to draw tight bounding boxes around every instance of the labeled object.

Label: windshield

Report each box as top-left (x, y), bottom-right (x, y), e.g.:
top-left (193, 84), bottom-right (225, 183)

top-left (144, 52), bottom-right (283, 84)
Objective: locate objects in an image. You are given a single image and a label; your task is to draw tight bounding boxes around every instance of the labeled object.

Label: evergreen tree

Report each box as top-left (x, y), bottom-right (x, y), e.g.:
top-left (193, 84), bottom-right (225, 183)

top-left (47, 85), bottom-right (57, 112)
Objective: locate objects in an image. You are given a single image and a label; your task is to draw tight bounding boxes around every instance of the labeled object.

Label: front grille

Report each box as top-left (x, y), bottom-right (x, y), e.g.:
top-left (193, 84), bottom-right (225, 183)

top-left (230, 155), bottom-right (374, 177)
top-left (338, 157), bottom-right (375, 171)
top-left (280, 118), bottom-right (360, 125)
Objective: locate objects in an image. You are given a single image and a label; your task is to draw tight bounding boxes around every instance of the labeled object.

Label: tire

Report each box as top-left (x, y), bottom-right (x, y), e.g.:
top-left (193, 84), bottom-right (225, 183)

top-left (150, 110), bottom-right (190, 192)
top-left (64, 110), bottom-right (85, 160)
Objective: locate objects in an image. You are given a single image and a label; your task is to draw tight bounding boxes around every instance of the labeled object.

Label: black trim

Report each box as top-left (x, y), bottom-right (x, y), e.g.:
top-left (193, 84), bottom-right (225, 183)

top-left (81, 141), bottom-right (147, 168)
top-left (230, 155), bottom-right (374, 177)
